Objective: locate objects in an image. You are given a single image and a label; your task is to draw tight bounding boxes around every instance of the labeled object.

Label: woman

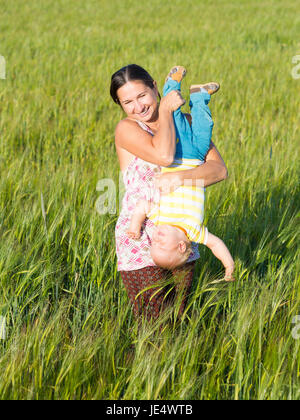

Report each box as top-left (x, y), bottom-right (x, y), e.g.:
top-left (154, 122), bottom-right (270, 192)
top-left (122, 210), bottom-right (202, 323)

top-left (110, 64), bottom-right (228, 321)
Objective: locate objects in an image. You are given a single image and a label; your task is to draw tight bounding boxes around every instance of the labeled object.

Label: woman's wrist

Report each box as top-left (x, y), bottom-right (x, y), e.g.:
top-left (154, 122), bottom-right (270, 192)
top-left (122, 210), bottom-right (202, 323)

top-left (158, 106), bottom-right (173, 119)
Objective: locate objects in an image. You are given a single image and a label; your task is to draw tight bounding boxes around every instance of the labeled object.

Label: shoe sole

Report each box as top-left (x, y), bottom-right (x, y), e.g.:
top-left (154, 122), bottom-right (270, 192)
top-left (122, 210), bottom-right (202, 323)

top-left (190, 82), bottom-right (220, 95)
top-left (165, 66), bottom-right (187, 83)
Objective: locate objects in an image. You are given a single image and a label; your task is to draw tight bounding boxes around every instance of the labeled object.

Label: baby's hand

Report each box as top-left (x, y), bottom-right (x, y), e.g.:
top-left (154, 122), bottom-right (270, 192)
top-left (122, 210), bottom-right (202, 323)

top-left (126, 230), bottom-right (141, 240)
top-left (224, 265), bottom-right (235, 282)
top-left (224, 274), bottom-right (235, 282)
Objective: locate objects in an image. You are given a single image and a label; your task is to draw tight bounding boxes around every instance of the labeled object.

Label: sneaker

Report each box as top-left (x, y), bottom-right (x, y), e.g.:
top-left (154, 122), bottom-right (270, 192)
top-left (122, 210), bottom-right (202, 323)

top-left (165, 66), bottom-right (187, 83)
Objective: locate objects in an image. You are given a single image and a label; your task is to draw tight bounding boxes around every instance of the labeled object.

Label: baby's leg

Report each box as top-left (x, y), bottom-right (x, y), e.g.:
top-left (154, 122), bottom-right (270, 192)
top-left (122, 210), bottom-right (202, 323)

top-left (205, 231), bottom-right (235, 281)
top-left (127, 199), bottom-right (151, 239)
top-left (163, 67), bottom-right (192, 142)
top-left (189, 83), bottom-right (219, 161)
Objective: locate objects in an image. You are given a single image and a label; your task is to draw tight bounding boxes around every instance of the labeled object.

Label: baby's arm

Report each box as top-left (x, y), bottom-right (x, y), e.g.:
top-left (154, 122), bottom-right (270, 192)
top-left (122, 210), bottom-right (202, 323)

top-left (126, 199), bottom-right (152, 239)
top-left (205, 231), bottom-right (235, 281)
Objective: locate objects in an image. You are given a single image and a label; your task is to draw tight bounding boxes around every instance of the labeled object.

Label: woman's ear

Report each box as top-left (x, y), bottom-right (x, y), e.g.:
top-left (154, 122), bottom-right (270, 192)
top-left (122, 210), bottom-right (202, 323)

top-left (178, 241), bottom-right (187, 254)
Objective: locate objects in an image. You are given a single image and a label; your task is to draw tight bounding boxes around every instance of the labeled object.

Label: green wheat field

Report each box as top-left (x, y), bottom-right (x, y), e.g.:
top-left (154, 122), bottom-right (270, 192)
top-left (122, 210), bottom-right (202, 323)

top-left (0, 0), bottom-right (299, 400)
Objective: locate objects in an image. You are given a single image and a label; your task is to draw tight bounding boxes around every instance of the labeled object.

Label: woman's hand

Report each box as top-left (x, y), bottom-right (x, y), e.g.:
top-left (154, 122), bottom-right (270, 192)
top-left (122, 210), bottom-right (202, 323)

top-left (159, 90), bottom-right (186, 113)
top-left (154, 171), bottom-right (183, 195)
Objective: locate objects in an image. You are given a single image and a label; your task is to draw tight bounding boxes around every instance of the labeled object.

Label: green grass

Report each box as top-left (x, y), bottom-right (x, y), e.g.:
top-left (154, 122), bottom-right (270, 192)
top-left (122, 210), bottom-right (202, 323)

top-left (0, 0), bottom-right (300, 400)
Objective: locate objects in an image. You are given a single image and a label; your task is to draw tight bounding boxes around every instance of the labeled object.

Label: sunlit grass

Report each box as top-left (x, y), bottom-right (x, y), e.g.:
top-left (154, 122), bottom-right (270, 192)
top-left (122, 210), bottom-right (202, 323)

top-left (0, 0), bottom-right (299, 400)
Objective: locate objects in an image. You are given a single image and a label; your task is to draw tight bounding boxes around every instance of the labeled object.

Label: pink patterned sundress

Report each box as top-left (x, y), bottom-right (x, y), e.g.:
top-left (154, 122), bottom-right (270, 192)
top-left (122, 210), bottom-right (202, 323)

top-left (115, 121), bottom-right (200, 272)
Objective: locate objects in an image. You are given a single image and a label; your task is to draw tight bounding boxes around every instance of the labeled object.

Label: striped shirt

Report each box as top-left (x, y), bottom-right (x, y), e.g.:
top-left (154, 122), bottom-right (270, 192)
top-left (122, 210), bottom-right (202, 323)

top-left (148, 158), bottom-right (208, 244)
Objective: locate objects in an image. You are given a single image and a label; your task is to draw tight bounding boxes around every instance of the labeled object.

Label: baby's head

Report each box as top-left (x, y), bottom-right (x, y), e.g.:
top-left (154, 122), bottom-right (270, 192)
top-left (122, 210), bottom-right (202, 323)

top-left (150, 224), bottom-right (192, 270)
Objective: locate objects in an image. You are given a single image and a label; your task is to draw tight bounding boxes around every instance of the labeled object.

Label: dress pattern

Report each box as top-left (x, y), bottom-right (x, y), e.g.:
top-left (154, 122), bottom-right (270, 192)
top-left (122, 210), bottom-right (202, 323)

top-left (120, 262), bottom-right (195, 320)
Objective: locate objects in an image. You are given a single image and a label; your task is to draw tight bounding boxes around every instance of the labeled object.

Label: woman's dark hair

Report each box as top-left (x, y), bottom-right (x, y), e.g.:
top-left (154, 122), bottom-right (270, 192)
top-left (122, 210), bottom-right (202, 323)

top-left (110, 64), bottom-right (160, 105)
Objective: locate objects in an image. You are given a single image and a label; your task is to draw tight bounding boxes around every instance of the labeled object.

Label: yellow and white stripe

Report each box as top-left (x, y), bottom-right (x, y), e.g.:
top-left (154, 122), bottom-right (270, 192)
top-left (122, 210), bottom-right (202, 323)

top-left (149, 158), bottom-right (207, 244)
top-left (165, 158), bottom-right (203, 170)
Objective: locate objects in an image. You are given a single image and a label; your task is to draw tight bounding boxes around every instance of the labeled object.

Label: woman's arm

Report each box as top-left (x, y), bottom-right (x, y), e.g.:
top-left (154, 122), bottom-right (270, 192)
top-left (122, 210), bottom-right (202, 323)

top-left (193, 141), bottom-right (228, 187)
top-left (155, 141), bottom-right (228, 193)
top-left (115, 91), bottom-right (185, 167)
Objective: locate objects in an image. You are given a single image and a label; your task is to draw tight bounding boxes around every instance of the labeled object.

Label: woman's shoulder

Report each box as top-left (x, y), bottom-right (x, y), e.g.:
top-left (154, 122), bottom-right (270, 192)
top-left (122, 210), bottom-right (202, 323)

top-left (115, 118), bottom-right (152, 145)
top-left (115, 118), bottom-right (135, 144)
top-left (115, 117), bottom-right (142, 132)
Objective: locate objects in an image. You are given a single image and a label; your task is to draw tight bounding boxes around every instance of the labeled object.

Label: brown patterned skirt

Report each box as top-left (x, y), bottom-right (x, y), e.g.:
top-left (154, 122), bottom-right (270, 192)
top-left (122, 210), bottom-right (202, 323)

top-left (120, 261), bottom-right (196, 321)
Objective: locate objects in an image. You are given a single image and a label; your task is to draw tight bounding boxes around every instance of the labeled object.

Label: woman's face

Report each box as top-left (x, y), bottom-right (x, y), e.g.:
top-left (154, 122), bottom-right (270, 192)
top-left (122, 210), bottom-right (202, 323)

top-left (117, 80), bottom-right (159, 122)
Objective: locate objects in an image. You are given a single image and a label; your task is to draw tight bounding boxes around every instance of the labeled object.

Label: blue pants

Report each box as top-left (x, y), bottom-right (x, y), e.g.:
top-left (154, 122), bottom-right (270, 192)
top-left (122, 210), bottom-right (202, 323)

top-left (163, 79), bottom-right (213, 161)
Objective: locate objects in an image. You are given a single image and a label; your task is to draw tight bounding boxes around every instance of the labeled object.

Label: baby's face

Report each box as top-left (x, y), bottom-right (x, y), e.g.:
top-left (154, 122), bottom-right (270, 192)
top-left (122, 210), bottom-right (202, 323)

top-left (150, 224), bottom-right (188, 268)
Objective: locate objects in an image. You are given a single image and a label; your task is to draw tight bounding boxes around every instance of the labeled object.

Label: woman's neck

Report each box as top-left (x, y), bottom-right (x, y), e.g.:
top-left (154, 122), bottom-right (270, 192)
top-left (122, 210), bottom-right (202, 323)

top-left (143, 106), bottom-right (160, 133)
top-left (144, 120), bottom-right (159, 134)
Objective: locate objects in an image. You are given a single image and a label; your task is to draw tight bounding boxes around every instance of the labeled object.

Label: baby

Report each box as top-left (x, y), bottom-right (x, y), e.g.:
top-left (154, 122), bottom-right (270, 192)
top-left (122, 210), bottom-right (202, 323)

top-left (127, 66), bottom-right (235, 281)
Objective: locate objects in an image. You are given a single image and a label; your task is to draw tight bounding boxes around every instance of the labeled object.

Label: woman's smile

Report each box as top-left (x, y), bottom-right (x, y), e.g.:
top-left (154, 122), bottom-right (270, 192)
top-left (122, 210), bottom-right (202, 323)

top-left (140, 107), bottom-right (149, 115)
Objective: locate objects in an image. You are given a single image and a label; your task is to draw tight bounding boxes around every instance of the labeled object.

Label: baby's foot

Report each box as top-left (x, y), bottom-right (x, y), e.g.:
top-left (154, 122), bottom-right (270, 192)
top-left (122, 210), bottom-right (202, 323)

top-left (165, 66), bottom-right (187, 83)
top-left (126, 230), bottom-right (141, 240)
top-left (190, 82), bottom-right (220, 95)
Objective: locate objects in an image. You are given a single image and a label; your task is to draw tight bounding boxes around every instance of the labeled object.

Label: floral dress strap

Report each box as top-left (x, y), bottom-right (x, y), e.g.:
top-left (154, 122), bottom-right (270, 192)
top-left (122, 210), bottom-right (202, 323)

top-left (135, 120), bottom-right (154, 136)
